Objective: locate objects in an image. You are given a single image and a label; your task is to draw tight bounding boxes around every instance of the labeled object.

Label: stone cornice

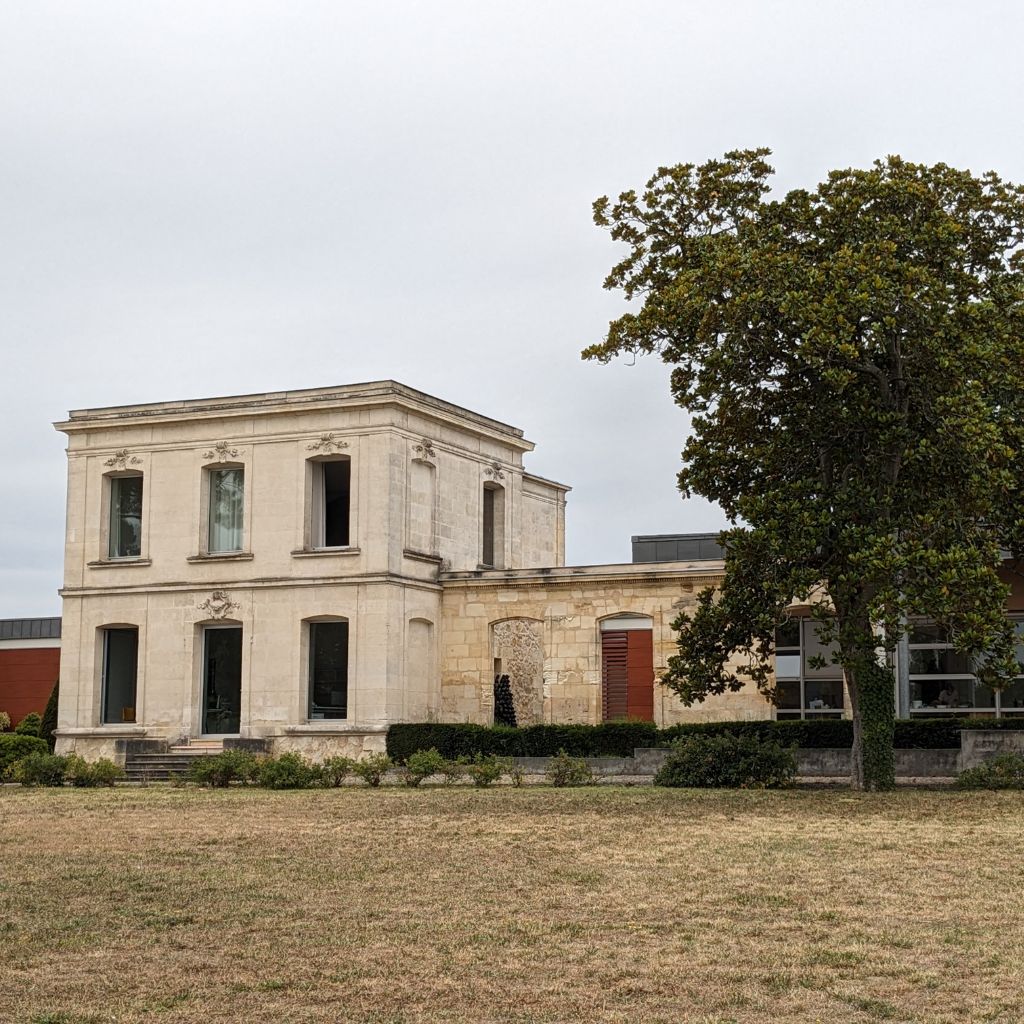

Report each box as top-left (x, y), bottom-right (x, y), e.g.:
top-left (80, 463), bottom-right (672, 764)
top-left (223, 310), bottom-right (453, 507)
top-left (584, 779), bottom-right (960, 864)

top-left (54, 380), bottom-right (534, 451)
top-left (439, 561), bottom-right (725, 589)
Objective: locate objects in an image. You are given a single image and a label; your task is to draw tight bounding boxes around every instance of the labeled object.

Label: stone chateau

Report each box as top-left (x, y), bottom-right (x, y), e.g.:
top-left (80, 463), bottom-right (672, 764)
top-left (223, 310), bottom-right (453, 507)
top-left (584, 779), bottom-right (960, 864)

top-left (52, 381), bottom-right (1024, 763)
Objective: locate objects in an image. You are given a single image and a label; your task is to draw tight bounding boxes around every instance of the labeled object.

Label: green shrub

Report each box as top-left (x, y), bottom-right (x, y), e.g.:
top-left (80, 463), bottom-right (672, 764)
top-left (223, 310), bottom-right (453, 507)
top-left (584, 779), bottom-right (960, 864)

top-left (66, 756), bottom-right (124, 788)
top-left (0, 711), bottom-right (10, 732)
top-left (503, 757), bottom-right (525, 787)
top-left (957, 753), bottom-right (1024, 789)
top-left (257, 752), bottom-right (321, 789)
top-left (320, 755), bottom-right (356, 787)
top-left (545, 749), bottom-right (595, 787)
top-left (352, 752), bottom-right (393, 787)
top-left (0, 733), bottom-right (49, 775)
top-left (464, 753), bottom-right (503, 788)
top-left (189, 749), bottom-right (260, 787)
top-left (14, 712), bottom-right (42, 738)
top-left (8, 752), bottom-right (69, 786)
top-left (437, 757), bottom-right (466, 786)
top-left (400, 748), bottom-right (446, 787)
top-left (655, 733), bottom-right (797, 789)
top-left (40, 681), bottom-right (59, 751)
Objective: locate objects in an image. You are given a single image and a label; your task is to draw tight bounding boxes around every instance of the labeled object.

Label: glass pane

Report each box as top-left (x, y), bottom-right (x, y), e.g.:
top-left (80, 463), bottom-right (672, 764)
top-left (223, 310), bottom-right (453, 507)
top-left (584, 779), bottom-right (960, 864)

top-left (910, 677), bottom-right (981, 710)
top-left (775, 653), bottom-right (801, 678)
top-left (909, 622), bottom-right (947, 645)
top-left (102, 628), bottom-right (138, 723)
top-left (482, 487), bottom-right (495, 566)
top-left (805, 678), bottom-right (844, 711)
top-left (908, 648), bottom-right (972, 675)
top-left (1014, 621), bottom-right (1024, 674)
top-left (775, 620), bottom-right (800, 650)
top-left (309, 621), bottom-right (348, 719)
top-left (775, 678), bottom-right (801, 710)
top-left (208, 469), bottom-right (244, 552)
top-left (203, 627), bottom-right (242, 733)
top-left (803, 621), bottom-right (843, 678)
top-left (999, 677), bottom-right (1024, 712)
top-left (109, 476), bottom-right (143, 558)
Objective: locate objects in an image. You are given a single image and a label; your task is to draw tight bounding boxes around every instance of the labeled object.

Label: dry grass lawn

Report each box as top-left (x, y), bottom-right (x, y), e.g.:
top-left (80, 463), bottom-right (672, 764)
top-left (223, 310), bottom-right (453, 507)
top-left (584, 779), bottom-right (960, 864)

top-left (1, 786), bottom-right (1022, 1024)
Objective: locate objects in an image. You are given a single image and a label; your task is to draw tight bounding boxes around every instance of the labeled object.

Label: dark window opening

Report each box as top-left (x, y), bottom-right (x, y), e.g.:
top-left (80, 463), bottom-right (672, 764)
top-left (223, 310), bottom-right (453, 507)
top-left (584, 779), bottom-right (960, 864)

top-left (109, 475), bottom-right (143, 558)
top-left (316, 460), bottom-right (351, 548)
top-left (482, 486), bottom-right (495, 566)
top-left (102, 627), bottom-right (138, 724)
top-left (309, 620), bottom-right (348, 719)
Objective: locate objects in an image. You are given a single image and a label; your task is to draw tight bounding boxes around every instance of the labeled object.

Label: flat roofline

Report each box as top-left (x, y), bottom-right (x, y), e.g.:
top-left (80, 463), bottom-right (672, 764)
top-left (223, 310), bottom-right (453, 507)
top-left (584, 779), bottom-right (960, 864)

top-left (631, 532), bottom-right (724, 542)
top-left (522, 471), bottom-right (573, 493)
top-left (0, 617), bottom-right (62, 640)
top-left (55, 379), bottom-right (529, 442)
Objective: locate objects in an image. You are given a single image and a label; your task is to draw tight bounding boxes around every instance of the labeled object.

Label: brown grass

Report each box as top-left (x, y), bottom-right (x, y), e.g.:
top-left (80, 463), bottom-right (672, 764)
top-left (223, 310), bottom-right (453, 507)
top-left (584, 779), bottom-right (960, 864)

top-left (1, 786), bottom-right (1022, 1024)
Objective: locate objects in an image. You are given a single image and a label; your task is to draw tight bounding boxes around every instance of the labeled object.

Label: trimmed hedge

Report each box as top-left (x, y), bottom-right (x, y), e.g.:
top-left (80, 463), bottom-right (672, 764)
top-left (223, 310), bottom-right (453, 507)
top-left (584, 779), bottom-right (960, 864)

top-left (0, 733), bottom-right (49, 776)
top-left (386, 718), bottom-right (1024, 761)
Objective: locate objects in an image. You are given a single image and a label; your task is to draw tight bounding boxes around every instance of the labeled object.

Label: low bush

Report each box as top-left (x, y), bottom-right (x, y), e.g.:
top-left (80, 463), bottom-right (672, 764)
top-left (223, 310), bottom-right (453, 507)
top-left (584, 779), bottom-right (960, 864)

top-left (352, 752), bottom-right (393, 787)
top-left (0, 711), bottom-right (10, 732)
top-left (66, 756), bottom-right (125, 788)
top-left (957, 753), bottom-right (1024, 790)
top-left (14, 712), bottom-right (43, 738)
top-left (189, 749), bottom-right (261, 787)
top-left (320, 755), bottom-right (356, 787)
top-left (0, 733), bottom-right (49, 776)
top-left (655, 733), bottom-right (797, 789)
top-left (258, 752), bottom-right (321, 789)
top-left (463, 753), bottom-right (503, 788)
top-left (8, 751), bottom-right (69, 786)
top-left (400, 748), bottom-right (446, 787)
top-left (545, 749), bottom-right (595, 787)
top-left (437, 758), bottom-right (466, 786)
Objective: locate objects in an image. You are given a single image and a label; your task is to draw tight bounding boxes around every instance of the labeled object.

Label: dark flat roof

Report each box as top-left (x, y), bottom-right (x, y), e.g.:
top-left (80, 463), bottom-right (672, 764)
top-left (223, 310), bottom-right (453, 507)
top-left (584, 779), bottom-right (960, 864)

top-left (0, 618), bottom-right (62, 641)
top-left (631, 533), bottom-right (724, 563)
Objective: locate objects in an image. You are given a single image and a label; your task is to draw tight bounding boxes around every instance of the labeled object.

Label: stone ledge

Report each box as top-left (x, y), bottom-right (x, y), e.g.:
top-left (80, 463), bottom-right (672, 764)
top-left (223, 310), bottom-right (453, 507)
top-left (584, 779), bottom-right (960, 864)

top-left (55, 727), bottom-right (149, 738)
top-left (186, 552), bottom-right (254, 563)
top-left (282, 724), bottom-right (388, 736)
top-left (290, 547), bottom-right (362, 558)
top-left (87, 558), bottom-right (153, 569)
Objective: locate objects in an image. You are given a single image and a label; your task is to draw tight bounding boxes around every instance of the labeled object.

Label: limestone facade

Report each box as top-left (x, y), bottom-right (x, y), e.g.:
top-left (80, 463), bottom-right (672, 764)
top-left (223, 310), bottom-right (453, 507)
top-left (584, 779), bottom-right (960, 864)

top-left (52, 380), bottom-right (778, 764)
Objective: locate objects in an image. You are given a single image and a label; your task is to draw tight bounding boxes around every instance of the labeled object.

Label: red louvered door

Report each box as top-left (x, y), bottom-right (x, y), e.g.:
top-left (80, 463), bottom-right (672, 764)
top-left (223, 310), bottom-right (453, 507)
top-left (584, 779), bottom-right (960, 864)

top-left (601, 629), bottom-right (654, 721)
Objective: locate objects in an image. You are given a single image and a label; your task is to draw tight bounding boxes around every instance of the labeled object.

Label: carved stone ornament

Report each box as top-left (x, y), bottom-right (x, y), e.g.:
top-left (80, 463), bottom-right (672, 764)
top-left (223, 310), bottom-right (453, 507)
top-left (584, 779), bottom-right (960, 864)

top-left (103, 449), bottom-right (142, 471)
top-left (307, 432), bottom-right (349, 454)
top-left (202, 441), bottom-right (240, 462)
top-left (413, 438), bottom-right (437, 461)
top-left (197, 591), bottom-right (239, 620)
top-left (485, 461), bottom-right (505, 480)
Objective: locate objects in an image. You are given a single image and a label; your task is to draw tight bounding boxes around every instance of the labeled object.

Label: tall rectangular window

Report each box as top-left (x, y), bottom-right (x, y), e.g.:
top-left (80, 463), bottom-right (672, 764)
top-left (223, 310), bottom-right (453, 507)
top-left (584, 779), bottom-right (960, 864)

top-left (773, 619), bottom-right (844, 719)
top-left (108, 475), bottom-right (143, 558)
top-left (309, 620), bottom-right (348, 719)
top-left (312, 459), bottom-right (350, 548)
top-left (102, 627), bottom-right (138, 724)
top-left (482, 487), bottom-right (495, 566)
top-left (208, 468), bottom-right (244, 553)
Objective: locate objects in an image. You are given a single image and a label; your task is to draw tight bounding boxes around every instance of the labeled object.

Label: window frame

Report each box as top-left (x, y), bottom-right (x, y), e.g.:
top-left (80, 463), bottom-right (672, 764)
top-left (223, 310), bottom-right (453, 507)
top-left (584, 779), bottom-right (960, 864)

top-left (100, 626), bottom-right (139, 725)
top-left (307, 618), bottom-right (349, 721)
top-left (307, 455), bottom-right (352, 551)
top-left (772, 618), bottom-right (846, 720)
top-left (101, 470), bottom-right (146, 562)
top-left (203, 464), bottom-right (246, 555)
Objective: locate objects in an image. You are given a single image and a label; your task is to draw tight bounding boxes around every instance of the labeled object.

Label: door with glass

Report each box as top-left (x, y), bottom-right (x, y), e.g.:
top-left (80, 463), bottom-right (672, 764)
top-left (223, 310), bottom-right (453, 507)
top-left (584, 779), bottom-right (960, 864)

top-left (202, 626), bottom-right (242, 734)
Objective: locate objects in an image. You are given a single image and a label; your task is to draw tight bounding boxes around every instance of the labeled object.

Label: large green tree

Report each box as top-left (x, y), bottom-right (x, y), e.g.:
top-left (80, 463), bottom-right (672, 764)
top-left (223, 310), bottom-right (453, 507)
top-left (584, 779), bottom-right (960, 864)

top-left (585, 150), bottom-right (1024, 789)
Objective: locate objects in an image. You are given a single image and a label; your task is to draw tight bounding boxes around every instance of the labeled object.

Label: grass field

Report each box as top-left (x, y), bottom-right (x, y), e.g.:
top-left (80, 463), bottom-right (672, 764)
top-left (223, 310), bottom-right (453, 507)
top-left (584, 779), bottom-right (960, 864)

top-left (1, 786), bottom-right (1023, 1024)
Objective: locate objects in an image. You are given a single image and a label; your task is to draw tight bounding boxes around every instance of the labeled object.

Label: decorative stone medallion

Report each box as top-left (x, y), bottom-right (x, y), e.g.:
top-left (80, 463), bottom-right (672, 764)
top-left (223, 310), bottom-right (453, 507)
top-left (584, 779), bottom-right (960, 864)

top-left (103, 449), bottom-right (142, 470)
top-left (485, 461), bottom-right (505, 480)
top-left (197, 591), bottom-right (239, 619)
top-left (307, 432), bottom-right (349, 454)
top-left (413, 438), bottom-right (437, 461)
top-left (202, 441), bottom-right (240, 462)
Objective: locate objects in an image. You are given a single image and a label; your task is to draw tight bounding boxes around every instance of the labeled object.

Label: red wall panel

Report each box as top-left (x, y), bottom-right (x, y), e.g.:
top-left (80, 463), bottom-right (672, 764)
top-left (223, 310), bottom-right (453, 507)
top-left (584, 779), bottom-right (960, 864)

top-left (0, 648), bottom-right (60, 726)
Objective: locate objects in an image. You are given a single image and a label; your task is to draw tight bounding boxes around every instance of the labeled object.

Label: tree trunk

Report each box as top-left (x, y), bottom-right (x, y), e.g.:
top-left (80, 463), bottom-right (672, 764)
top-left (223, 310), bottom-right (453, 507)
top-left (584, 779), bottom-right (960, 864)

top-left (847, 660), bottom-right (896, 791)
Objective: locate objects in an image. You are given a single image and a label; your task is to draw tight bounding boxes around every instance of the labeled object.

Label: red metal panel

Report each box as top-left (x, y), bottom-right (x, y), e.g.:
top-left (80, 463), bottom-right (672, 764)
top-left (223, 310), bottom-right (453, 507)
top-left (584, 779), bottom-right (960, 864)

top-left (601, 631), bottom-right (629, 721)
top-left (626, 629), bottom-right (655, 722)
top-left (0, 647), bottom-right (60, 726)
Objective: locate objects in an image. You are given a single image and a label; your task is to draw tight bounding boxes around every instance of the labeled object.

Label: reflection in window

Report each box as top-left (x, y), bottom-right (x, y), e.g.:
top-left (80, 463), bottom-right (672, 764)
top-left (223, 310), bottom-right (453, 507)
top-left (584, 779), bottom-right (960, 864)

top-left (208, 468), bottom-right (244, 553)
top-left (773, 619), bottom-right (844, 719)
top-left (109, 475), bottom-right (143, 558)
top-left (309, 621), bottom-right (348, 720)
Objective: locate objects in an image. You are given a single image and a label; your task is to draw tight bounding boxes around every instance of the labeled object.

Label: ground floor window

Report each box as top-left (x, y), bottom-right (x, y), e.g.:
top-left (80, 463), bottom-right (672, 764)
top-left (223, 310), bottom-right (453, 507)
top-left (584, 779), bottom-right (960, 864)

top-left (203, 626), bottom-right (242, 734)
top-left (600, 616), bottom-right (654, 722)
top-left (309, 620), bottom-right (348, 719)
top-left (773, 618), bottom-right (844, 720)
top-left (102, 627), bottom-right (138, 724)
top-left (908, 618), bottom-right (1024, 718)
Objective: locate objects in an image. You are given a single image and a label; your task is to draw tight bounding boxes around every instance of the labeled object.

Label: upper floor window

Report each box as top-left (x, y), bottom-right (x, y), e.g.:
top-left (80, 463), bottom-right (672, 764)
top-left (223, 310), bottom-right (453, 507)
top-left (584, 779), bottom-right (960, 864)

top-left (482, 482), bottom-right (505, 568)
top-left (208, 467), bottom-right (244, 553)
top-left (108, 475), bottom-right (143, 559)
top-left (311, 458), bottom-right (350, 548)
top-left (773, 618), bottom-right (844, 719)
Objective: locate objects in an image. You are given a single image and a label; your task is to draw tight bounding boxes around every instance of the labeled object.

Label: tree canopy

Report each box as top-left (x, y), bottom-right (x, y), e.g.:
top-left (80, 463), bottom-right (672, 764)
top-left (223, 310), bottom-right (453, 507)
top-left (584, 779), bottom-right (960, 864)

top-left (586, 149), bottom-right (1024, 789)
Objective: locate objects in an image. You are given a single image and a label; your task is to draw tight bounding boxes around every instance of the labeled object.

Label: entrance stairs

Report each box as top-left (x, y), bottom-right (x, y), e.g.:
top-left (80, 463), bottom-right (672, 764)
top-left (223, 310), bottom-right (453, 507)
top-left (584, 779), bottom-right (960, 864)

top-left (124, 740), bottom-right (224, 782)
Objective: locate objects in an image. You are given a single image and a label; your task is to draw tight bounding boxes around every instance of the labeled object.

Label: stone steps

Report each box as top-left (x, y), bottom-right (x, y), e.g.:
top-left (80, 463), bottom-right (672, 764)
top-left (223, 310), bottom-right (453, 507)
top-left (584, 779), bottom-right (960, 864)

top-left (125, 744), bottom-right (224, 782)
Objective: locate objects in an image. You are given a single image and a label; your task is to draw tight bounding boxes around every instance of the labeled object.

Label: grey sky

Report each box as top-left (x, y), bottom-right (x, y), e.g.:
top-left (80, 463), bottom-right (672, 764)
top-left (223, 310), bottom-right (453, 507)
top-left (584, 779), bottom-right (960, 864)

top-left (2, 0), bottom-right (1022, 617)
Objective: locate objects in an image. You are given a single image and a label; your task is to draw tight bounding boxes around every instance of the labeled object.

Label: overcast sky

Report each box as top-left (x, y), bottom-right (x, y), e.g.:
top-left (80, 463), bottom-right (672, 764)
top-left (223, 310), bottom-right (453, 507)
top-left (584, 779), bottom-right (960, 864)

top-left (2, 0), bottom-right (1022, 618)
